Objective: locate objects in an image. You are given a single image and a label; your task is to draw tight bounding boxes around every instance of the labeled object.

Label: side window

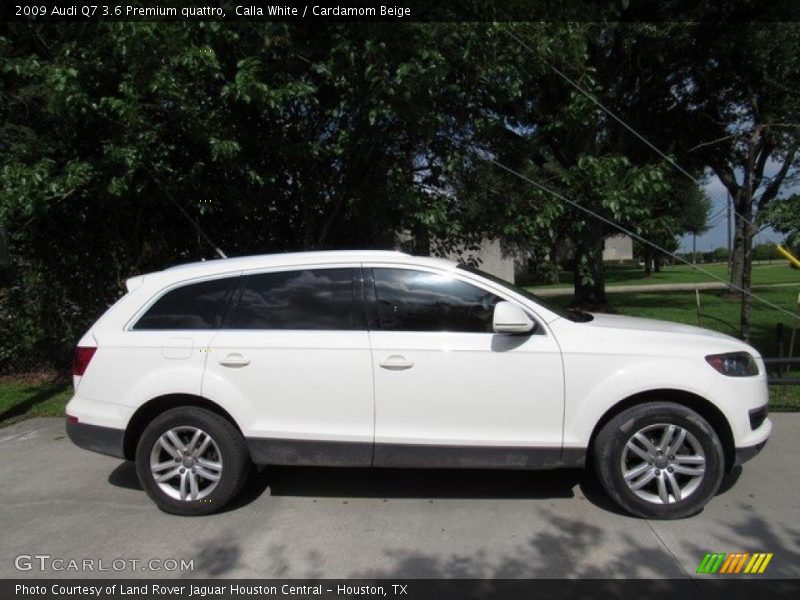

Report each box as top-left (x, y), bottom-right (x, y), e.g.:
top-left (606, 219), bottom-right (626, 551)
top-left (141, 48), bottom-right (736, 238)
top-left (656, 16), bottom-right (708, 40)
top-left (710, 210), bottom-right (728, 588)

top-left (133, 277), bottom-right (236, 330)
top-left (373, 268), bottom-right (501, 333)
top-left (224, 268), bottom-right (360, 330)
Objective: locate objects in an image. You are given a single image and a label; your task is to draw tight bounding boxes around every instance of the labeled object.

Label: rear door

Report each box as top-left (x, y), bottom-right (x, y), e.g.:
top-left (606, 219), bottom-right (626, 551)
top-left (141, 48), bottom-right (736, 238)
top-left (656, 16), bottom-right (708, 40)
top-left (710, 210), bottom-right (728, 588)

top-left (202, 266), bottom-right (374, 466)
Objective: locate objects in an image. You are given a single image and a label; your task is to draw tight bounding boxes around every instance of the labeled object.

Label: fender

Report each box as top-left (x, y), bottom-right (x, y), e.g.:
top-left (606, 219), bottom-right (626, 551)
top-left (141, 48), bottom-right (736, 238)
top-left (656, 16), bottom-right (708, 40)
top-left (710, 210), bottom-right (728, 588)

top-left (114, 364), bottom-right (207, 422)
top-left (561, 355), bottom-right (717, 448)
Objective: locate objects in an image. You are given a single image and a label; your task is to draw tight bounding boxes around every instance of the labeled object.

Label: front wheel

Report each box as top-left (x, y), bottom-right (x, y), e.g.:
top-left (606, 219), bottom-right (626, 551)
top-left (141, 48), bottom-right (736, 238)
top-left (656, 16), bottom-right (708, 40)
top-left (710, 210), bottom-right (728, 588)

top-left (135, 407), bottom-right (250, 515)
top-left (593, 402), bottom-right (725, 519)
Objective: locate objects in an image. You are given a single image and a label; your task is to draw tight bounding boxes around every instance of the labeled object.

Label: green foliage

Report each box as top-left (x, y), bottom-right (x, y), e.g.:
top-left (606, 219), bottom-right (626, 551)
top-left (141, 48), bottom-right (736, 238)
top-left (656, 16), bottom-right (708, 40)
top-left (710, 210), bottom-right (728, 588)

top-left (764, 194), bottom-right (800, 253)
top-left (711, 247), bottom-right (731, 263)
top-left (752, 243), bottom-right (782, 262)
top-left (0, 22), bottom-right (580, 370)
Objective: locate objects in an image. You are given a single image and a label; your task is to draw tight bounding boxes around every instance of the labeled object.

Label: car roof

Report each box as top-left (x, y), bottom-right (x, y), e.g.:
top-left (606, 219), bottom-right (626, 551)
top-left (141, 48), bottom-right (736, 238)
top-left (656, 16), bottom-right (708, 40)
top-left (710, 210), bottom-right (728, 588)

top-left (126, 251), bottom-right (458, 291)
top-left (164, 250), bottom-right (455, 272)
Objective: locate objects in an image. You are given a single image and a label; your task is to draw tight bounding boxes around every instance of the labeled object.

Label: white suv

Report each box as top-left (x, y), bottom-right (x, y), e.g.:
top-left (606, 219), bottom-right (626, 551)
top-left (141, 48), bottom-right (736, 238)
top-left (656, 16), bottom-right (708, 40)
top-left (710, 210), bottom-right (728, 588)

top-left (66, 251), bottom-right (771, 518)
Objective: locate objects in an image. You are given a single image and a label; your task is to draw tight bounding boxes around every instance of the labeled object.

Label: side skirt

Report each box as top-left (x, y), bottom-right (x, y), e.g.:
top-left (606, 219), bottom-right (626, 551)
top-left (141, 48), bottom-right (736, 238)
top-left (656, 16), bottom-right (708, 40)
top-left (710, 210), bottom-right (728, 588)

top-left (246, 438), bottom-right (586, 470)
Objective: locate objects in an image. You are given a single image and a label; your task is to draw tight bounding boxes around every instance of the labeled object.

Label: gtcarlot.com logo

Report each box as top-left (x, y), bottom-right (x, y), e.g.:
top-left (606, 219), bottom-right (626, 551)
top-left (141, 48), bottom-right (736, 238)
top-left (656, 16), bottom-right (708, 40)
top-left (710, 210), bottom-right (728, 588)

top-left (696, 552), bottom-right (773, 574)
top-left (14, 554), bottom-right (194, 572)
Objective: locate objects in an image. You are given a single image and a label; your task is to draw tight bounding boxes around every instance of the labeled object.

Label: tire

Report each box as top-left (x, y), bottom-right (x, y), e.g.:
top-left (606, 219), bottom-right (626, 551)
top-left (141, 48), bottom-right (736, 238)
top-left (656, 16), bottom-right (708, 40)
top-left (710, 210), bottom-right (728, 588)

top-left (593, 402), bottom-right (725, 519)
top-left (135, 407), bottom-right (251, 516)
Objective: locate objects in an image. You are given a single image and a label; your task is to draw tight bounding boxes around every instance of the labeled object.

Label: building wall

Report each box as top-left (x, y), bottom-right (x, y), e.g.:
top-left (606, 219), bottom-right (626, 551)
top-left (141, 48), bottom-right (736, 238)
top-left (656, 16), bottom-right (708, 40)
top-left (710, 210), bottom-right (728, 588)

top-left (400, 234), bottom-right (633, 284)
top-left (444, 238), bottom-right (516, 283)
top-left (602, 234), bottom-right (633, 262)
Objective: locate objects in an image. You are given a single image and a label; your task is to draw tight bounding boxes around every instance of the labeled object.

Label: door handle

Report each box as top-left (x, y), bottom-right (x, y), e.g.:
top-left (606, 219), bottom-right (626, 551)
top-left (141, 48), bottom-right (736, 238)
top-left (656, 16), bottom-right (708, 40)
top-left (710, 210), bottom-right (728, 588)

top-left (379, 355), bottom-right (414, 371)
top-left (219, 353), bottom-right (251, 367)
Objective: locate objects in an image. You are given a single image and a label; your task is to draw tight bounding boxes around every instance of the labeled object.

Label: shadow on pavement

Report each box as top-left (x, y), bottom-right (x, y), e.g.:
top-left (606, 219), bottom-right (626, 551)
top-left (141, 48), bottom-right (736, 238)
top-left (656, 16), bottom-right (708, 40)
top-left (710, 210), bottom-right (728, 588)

top-left (263, 465), bottom-right (582, 500)
top-left (108, 461), bottom-right (585, 508)
top-left (108, 460), bottom-right (141, 490)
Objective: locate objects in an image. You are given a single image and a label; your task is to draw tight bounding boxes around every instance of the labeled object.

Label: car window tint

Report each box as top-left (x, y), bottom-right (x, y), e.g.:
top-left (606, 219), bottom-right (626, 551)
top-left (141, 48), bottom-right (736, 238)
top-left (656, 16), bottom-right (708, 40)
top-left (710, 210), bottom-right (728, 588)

top-left (373, 268), bottom-right (501, 333)
top-left (225, 268), bottom-right (358, 330)
top-left (134, 278), bottom-right (235, 330)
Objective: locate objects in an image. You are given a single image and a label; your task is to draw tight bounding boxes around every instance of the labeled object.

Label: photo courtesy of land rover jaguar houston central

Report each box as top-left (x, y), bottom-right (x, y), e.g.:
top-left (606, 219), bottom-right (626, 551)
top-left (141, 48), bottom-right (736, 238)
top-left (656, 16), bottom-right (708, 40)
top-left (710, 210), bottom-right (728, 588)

top-left (66, 251), bottom-right (771, 518)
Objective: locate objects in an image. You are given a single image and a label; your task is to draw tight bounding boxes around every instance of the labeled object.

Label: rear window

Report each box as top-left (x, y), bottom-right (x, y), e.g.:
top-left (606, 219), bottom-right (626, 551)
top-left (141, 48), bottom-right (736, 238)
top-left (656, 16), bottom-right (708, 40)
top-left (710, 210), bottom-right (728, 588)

top-left (224, 268), bottom-right (360, 330)
top-left (133, 278), bottom-right (236, 330)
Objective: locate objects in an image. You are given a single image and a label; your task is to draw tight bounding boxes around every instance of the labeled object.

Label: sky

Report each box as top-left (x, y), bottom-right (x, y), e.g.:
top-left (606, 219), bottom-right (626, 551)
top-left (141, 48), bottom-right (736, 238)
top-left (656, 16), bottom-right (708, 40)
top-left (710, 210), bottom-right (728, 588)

top-left (677, 168), bottom-right (791, 254)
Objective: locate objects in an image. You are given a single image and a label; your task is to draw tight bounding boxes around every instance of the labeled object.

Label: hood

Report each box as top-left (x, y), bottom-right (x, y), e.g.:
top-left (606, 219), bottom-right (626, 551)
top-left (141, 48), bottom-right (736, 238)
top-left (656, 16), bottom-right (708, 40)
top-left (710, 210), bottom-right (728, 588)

top-left (585, 313), bottom-right (737, 342)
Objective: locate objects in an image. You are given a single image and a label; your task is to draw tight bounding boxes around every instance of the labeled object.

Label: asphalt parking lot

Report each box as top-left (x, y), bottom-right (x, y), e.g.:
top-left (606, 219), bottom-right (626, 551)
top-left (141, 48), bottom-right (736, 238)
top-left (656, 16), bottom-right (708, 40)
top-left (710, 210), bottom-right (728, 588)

top-left (1, 415), bottom-right (798, 580)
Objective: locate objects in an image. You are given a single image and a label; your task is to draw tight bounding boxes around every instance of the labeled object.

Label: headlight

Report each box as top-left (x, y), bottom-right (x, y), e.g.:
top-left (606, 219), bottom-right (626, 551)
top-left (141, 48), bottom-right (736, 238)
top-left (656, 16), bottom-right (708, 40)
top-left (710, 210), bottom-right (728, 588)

top-left (705, 352), bottom-right (759, 377)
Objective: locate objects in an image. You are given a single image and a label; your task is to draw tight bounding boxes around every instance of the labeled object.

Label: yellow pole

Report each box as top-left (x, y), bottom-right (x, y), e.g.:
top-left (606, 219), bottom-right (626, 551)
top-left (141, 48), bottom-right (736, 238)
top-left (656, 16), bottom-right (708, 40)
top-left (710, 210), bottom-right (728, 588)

top-left (776, 244), bottom-right (800, 268)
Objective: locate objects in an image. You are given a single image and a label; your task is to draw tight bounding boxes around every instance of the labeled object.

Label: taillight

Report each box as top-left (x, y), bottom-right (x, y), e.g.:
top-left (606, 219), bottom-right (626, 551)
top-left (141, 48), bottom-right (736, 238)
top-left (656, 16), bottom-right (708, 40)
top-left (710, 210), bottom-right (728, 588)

top-left (73, 346), bottom-right (97, 376)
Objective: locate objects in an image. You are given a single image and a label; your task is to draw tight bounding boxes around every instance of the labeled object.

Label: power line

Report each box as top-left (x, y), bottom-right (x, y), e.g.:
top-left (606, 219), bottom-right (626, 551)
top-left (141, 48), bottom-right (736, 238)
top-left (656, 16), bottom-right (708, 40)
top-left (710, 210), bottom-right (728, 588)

top-left (503, 28), bottom-right (762, 233)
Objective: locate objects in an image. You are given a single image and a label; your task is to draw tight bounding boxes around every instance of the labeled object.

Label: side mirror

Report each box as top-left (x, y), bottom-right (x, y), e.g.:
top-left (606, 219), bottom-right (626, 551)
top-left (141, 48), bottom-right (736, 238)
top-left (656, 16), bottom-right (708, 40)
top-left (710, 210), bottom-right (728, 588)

top-left (492, 301), bottom-right (536, 334)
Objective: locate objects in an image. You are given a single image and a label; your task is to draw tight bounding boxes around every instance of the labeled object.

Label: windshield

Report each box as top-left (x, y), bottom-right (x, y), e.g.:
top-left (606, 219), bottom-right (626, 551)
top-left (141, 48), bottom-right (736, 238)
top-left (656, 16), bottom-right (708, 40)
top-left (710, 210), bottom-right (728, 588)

top-left (457, 265), bottom-right (593, 323)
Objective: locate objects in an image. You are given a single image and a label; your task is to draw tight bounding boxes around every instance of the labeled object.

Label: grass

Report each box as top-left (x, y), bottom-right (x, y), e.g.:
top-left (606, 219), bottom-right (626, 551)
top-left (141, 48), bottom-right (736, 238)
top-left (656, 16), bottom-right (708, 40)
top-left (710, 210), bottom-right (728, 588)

top-left (770, 387), bottom-right (800, 412)
top-left (0, 376), bottom-right (71, 427)
top-left (529, 261), bottom-right (799, 290)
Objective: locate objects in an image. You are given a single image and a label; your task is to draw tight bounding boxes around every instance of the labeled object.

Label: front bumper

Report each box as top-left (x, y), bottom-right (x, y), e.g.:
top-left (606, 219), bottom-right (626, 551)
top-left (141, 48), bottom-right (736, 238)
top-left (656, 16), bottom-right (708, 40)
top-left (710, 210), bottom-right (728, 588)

top-left (734, 439), bottom-right (768, 467)
top-left (66, 419), bottom-right (126, 459)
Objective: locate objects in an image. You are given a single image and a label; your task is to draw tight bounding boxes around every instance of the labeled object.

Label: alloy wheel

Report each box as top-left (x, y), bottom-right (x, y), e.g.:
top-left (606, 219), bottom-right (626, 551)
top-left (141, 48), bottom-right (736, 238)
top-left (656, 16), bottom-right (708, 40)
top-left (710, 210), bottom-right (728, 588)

top-left (620, 423), bottom-right (706, 505)
top-left (149, 426), bottom-right (223, 501)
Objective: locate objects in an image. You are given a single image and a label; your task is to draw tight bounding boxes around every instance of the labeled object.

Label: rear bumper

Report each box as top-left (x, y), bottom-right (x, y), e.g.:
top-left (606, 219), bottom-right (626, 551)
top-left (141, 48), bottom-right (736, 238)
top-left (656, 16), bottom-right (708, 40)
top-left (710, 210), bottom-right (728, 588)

top-left (66, 419), bottom-right (126, 459)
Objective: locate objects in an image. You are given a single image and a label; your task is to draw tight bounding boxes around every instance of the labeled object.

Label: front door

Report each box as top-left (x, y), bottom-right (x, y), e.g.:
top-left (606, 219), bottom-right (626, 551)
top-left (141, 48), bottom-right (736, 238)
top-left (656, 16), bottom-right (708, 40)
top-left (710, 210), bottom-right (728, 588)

top-left (366, 266), bottom-right (564, 468)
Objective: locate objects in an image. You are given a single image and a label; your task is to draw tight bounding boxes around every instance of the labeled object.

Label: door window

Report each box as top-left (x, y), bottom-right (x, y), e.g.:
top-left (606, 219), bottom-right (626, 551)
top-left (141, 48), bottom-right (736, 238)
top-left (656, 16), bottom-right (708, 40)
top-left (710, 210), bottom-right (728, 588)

top-left (224, 268), bottom-right (360, 330)
top-left (373, 268), bottom-right (501, 333)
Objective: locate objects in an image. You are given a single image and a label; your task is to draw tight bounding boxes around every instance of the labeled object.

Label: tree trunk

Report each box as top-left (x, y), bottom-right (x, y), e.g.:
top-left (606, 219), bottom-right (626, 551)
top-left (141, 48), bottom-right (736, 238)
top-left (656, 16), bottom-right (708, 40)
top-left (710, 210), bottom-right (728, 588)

top-left (740, 219), bottom-right (753, 343)
top-left (654, 253), bottom-right (662, 273)
top-left (548, 238), bottom-right (560, 284)
top-left (729, 200), bottom-right (746, 290)
top-left (0, 223), bottom-right (8, 268)
top-left (572, 226), bottom-right (609, 310)
top-left (643, 245), bottom-right (653, 277)
top-left (412, 223), bottom-right (430, 256)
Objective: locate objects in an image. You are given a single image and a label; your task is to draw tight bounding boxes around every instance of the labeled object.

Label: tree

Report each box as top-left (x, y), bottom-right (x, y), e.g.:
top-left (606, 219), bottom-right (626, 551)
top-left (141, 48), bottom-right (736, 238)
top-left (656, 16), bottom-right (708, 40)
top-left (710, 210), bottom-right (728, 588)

top-left (576, 15), bottom-right (799, 340)
top-left (473, 23), bottom-right (671, 308)
top-left (681, 185), bottom-right (712, 265)
top-left (611, 18), bottom-right (800, 340)
top-left (0, 21), bottom-right (582, 369)
top-left (636, 180), bottom-right (710, 274)
top-left (692, 25), bottom-right (800, 340)
top-left (764, 193), bottom-right (800, 257)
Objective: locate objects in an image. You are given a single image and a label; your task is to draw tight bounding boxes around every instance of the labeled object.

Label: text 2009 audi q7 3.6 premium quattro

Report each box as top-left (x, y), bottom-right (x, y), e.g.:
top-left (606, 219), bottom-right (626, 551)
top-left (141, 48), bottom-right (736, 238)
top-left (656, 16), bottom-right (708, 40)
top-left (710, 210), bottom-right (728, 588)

top-left (66, 251), bottom-right (770, 518)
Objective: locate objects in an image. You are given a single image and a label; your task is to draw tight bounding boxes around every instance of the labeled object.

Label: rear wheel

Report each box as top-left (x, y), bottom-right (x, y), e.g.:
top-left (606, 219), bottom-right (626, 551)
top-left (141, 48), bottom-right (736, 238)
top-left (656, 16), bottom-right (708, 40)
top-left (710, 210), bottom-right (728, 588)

top-left (135, 407), bottom-right (250, 515)
top-left (593, 402), bottom-right (725, 519)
